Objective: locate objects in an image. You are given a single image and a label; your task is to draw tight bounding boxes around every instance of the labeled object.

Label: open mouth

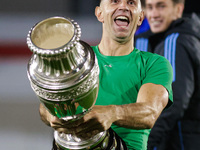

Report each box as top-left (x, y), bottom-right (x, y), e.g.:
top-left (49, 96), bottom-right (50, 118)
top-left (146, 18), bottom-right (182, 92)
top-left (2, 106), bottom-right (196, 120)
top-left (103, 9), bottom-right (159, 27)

top-left (114, 16), bottom-right (130, 27)
top-left (151, 20), bottom-right (163, 27)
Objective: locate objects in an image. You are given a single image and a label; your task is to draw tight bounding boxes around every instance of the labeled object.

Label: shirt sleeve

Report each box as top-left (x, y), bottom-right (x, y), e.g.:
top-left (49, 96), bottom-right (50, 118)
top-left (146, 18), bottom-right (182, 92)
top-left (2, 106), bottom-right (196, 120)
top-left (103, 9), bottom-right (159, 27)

top-left (142, 55), bottom-right (173, 106)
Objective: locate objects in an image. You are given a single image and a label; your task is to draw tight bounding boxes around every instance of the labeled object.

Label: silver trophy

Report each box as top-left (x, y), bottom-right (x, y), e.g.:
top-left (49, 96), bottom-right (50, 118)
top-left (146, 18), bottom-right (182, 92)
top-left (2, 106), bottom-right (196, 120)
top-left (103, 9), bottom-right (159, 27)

top-left (26, 17), bottom-right (111, 149)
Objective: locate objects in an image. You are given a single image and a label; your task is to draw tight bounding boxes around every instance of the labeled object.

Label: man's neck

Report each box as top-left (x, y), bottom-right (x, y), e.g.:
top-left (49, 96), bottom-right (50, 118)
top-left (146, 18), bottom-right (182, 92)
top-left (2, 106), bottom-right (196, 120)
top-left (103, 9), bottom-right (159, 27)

top-left (98, 37), bottom-right (134, 56)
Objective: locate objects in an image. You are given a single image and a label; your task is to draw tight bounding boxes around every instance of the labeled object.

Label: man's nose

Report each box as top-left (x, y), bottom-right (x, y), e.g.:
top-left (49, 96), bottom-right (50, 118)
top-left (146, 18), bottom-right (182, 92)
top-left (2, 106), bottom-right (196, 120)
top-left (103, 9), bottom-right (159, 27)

top-left (118, 0), bottom-right (129, 11)
top-left (150, 8), bottom-right (160, 18)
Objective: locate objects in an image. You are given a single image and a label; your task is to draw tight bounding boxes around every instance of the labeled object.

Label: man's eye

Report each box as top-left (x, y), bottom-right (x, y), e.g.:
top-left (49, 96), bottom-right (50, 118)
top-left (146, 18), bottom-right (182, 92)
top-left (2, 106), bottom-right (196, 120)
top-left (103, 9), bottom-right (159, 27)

top-left (146, 6), bottom-right (152, 10)
top-left (112, 0), bottom-right (119, 3)
top-left (159, 5), bottom-right (166, 8)
top-left (128, 0), bottom-right (136, 5)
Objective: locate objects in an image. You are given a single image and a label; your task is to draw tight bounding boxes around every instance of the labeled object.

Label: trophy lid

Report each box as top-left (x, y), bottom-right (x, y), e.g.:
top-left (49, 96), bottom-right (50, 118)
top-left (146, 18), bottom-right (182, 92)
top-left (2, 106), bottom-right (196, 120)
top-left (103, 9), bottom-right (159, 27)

top-left (27, 16), bottom-right (81, 56)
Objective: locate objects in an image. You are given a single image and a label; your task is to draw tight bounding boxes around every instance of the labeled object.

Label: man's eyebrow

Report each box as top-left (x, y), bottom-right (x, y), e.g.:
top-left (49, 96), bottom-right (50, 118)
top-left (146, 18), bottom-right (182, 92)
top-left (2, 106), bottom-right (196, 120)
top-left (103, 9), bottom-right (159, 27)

top-left (146, 1), bottom-right (166, 6)
top-left (156, 2), bottom-right (166, 5)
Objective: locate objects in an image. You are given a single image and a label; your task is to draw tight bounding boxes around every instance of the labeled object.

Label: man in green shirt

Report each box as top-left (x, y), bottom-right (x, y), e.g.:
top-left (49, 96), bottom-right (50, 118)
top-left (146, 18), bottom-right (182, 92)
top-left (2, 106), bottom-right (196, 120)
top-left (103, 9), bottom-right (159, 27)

top-left (40, 0), bottom-right (173, 149)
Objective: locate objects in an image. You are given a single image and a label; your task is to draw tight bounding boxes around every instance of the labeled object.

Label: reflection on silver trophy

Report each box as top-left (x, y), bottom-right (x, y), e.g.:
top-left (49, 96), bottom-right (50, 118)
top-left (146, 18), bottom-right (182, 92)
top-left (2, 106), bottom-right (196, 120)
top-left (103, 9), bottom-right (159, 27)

top-left (26, 17), bottom-right (110, 149)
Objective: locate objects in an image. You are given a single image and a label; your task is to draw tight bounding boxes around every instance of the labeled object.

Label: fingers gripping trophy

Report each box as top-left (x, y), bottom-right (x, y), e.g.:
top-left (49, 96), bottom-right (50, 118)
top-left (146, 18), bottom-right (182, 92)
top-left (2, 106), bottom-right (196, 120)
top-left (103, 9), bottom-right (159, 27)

top-left (27, 17), bottom-right (125, 150)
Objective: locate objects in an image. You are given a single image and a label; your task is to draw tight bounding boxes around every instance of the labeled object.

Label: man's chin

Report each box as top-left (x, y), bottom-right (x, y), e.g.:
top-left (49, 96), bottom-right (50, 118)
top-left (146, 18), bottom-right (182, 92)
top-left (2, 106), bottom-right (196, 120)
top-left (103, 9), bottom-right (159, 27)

top-left (150, 25), bottom-right (166, 33)
top-left (151, 28), bottom-right (164, 34)
top-left (114, 35), bottom-right (130, 43)
top-left (114, 30), bottom-right (130, 38)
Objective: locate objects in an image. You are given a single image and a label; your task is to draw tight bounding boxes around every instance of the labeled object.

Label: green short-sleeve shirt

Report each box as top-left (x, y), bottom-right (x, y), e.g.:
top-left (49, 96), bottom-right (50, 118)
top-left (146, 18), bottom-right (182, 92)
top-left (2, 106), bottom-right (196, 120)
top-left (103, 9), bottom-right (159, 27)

top-left (92, 45), bottom-right (173, 150)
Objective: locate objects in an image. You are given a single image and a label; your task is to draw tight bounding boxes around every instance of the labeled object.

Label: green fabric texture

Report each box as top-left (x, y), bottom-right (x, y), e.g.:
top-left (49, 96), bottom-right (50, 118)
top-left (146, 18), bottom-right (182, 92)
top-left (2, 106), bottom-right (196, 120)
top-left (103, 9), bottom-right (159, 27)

top-left (92, 45), bottom-right (173, 150)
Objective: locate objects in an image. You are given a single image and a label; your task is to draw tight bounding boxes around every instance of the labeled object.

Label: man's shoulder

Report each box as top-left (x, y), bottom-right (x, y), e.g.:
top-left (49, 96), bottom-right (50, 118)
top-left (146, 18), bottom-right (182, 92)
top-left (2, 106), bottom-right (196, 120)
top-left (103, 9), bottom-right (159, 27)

top-left (136, 48), bottom-right (168, 64)
top-left (166, 15), bottom-right (200, 43)
top-left (165, 30), bottom-right (200, 55)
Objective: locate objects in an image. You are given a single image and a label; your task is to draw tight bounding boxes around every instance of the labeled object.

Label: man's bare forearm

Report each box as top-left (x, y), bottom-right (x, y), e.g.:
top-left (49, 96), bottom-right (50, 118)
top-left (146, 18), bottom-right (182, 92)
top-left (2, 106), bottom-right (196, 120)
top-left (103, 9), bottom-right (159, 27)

top-left (113, 102), bottom-right (160, 129)
top-left (113, 84), bottom-right (168, 130)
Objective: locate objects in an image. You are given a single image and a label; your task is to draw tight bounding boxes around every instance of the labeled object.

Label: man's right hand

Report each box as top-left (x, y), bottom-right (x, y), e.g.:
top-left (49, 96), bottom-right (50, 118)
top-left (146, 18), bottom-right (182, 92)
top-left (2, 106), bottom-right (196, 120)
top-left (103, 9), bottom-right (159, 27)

top-left (39, 103), bottom-right (69, 132)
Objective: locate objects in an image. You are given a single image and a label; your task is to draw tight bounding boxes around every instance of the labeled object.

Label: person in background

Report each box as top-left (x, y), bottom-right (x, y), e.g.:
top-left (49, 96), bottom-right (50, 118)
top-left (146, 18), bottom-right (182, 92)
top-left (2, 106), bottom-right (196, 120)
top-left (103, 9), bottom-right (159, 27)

top-left (135, 0), bottom-right (200, 149)
top-left (39, 0), bottom-right (174, 149)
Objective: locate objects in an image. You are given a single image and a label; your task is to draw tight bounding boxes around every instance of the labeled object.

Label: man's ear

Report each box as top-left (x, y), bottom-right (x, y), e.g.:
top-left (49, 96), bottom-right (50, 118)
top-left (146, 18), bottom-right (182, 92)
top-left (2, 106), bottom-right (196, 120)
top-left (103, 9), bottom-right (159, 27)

top-left (175, 3), bottom-right (184, 18)
top-left (95, 6), bottom-right (104, 23)
top-left (137, 10), bottom-right (145, 26)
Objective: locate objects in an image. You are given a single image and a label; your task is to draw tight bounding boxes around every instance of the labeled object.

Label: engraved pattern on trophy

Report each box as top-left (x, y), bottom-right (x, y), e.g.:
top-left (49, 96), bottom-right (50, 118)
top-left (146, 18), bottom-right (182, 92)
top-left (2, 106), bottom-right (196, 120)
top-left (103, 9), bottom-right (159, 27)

top-left (30, 65), bottom-right (99, 101)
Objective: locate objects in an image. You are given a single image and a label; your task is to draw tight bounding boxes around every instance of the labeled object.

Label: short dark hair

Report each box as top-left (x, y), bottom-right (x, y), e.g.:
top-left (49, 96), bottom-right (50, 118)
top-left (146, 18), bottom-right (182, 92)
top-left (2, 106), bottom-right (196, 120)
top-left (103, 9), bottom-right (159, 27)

top-left (143, 0), bottom-right (185, 8)
top-left (172, 0), bottom-right (185, 5)
top-left (141, 0), bottom-right (145, 8)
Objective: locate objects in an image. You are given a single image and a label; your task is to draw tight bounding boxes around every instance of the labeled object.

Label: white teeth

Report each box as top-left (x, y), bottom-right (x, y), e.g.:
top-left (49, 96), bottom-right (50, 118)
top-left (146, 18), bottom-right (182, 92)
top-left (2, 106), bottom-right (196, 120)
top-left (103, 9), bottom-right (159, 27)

top-left (116, 16), bottom-right (128, 21)
top-left (152, 21), bottom-right (161, 25)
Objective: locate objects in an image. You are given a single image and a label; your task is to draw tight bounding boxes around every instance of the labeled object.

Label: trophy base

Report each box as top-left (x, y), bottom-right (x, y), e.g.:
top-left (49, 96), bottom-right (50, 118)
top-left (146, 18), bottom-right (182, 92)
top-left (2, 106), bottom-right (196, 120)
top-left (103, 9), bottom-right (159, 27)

top-left (54, 131), bottom-right (107, 150)
top-left (54, 128), bottom-right (128, 150)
